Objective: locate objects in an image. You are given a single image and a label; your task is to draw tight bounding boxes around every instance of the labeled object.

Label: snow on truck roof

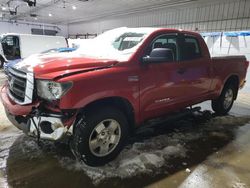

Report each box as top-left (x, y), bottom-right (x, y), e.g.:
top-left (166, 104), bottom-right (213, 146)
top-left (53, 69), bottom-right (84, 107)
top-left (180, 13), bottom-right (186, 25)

top-left (105, 27), bottom-right (183, 33)
top-left (104, 27), bottom-right (200, 37)
top-left (74, 27), bottom-right (188, 61)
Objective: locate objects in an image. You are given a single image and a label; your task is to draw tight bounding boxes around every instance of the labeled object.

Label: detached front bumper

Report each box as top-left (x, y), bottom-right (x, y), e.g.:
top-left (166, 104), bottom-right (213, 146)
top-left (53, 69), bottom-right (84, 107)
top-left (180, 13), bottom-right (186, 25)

top-left (0, 85), bottom-right (74, 141)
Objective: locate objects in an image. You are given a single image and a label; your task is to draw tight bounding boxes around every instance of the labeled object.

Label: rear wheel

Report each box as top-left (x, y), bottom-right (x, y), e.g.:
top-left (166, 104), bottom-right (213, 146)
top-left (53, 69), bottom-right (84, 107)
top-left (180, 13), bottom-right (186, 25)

top-left (70, 107), bottom-right (129, 166)
top-left (212, 84), bottom-right (237, 115)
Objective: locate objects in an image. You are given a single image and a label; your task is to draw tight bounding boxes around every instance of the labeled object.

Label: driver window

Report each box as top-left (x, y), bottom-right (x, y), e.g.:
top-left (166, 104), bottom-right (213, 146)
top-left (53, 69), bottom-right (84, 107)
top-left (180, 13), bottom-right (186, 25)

top-left (149, 35), bottom-right (178, 61)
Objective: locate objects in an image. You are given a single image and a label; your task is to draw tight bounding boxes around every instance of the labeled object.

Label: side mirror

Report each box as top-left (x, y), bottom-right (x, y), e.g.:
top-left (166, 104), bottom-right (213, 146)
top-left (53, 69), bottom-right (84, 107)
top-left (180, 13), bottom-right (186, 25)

top-left (143, 48), bottom-right (174, 64)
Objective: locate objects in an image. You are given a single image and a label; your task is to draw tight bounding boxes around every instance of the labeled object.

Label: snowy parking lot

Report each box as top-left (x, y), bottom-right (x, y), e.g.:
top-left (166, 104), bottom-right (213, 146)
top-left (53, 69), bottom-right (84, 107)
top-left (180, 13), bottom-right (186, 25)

top-left (0, 69), bottom-right (250, 188)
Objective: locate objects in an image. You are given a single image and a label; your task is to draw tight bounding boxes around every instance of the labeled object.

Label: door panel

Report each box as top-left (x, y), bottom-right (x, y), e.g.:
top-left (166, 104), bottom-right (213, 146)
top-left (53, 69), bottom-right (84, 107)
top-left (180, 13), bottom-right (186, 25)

top-left (177, 59), bottom-right (211, 99)
top-left (177, 35), bottom-right (212, 101)
top-left (139, 33), bottom-right (212, 121)
top-left (140, 62), bottom-right (184, 119)
top-left (139, 33), bottom-right (183, 120)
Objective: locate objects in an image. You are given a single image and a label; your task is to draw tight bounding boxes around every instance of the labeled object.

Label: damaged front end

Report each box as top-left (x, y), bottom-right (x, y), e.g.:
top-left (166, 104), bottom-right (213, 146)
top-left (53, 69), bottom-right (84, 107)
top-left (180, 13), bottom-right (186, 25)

top-left (2, 87), bottom-right (77, 141)
top-left (0, 67), bottom-right (77, 142)
top-left (3, 95), bottom-right (77, 142)
top-left (27, 107), bottom-right (77, 141)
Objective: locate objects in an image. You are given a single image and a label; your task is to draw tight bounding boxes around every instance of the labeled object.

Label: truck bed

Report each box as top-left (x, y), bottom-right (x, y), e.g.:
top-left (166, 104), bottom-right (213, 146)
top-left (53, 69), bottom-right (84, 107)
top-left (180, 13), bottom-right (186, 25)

top-left (211, 55), bottom-right (248, 93)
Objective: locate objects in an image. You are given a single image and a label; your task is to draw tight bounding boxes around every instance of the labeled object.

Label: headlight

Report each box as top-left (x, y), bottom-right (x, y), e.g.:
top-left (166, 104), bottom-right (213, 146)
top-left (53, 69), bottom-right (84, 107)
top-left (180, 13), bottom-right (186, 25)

top-left (36, 80), bottom-right (73, 100)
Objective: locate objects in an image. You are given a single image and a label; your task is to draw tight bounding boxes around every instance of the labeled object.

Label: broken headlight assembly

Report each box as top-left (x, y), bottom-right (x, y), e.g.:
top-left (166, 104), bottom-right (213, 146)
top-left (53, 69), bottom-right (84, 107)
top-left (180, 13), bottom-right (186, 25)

top-left (36, 80), bottom-right (73, 100)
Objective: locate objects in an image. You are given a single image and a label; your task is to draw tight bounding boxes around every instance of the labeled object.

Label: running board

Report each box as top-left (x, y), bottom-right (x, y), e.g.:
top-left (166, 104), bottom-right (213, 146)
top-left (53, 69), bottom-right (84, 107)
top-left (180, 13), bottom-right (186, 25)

top-left (136, 107), bottom-right (202, 134)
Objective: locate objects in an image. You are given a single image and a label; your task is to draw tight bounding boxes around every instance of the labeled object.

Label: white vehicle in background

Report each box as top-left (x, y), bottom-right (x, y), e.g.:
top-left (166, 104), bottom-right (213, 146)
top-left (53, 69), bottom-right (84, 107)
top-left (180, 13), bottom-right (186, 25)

top-left (0, 33), bottom-right (68, 68)
top-left (0, 35), bottom-right (6, 68)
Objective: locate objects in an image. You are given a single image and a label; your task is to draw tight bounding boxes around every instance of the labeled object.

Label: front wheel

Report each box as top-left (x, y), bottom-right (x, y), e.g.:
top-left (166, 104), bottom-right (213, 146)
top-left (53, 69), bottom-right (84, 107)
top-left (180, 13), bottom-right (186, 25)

top-left (70, 107), bottom-right (129, 166)
top-left (212, 84), bottom-right (237, 115)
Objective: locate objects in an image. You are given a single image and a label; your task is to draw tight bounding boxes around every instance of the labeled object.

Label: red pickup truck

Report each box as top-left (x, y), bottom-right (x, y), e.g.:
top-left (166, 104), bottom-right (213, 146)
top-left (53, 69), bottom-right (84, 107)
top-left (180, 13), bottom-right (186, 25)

top-left (1, 28), bottom-right (249, 166)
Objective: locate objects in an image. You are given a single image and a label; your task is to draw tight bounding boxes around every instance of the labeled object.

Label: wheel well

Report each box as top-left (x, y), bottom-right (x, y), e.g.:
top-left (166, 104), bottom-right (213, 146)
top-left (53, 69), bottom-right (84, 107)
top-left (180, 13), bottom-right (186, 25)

top-left (81, 97), bottom-right (136, 134)
top-left (224, 75), bottom-right (239, 99)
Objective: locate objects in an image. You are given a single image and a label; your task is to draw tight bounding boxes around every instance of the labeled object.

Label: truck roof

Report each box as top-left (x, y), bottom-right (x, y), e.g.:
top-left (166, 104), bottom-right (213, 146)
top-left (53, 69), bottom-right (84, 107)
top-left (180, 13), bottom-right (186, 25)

top-left (111, 27), bottom-right (201, 37)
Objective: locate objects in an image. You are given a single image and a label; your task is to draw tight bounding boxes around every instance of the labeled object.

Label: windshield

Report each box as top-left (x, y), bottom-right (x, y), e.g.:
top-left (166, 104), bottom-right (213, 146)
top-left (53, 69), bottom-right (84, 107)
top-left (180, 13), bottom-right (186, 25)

top-left (75, 27), bottom-right (156, 61)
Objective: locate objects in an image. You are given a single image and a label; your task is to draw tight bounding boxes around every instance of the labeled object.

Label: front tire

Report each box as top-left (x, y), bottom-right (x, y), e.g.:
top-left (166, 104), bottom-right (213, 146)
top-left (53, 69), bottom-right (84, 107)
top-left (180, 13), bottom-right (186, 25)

top-left (212, 83), bottom-right (237, 115)
top-left (70, 107), bottom-right (129, 166)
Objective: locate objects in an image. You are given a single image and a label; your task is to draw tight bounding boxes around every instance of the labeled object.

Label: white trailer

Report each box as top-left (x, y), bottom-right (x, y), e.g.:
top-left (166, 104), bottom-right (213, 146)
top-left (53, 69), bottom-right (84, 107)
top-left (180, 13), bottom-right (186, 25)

top-left (0, 33), bottom-right (68, 68)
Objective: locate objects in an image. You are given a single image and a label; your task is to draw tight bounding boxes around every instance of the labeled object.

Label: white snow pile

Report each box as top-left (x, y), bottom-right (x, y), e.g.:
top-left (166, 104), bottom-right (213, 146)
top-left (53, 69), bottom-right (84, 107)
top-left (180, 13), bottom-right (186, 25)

top-left (57, 133), bottom-right (187, 185)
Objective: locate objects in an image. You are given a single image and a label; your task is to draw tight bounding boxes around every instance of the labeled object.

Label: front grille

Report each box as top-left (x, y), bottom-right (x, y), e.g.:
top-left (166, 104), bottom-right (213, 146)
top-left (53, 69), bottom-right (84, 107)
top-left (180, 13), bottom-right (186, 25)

top-left (7, 68), bottom-right (34, 105)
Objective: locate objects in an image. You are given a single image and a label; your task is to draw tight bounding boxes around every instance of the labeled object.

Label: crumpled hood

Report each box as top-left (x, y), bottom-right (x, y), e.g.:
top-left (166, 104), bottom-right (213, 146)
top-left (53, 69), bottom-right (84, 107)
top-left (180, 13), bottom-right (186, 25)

top-left (13, 53), bottom-right (119, 79)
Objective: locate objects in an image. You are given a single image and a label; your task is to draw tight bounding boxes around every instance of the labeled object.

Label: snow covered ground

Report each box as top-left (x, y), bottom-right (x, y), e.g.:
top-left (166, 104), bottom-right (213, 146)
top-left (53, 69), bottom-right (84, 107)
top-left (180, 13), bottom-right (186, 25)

top-left (1, 113), bottom-right (250, 187)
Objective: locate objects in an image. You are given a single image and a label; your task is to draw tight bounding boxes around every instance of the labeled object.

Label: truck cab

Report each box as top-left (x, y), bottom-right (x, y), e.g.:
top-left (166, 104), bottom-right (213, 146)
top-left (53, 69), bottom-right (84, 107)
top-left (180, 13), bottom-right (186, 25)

top-left (139, 30), bottom-right (213, 120)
